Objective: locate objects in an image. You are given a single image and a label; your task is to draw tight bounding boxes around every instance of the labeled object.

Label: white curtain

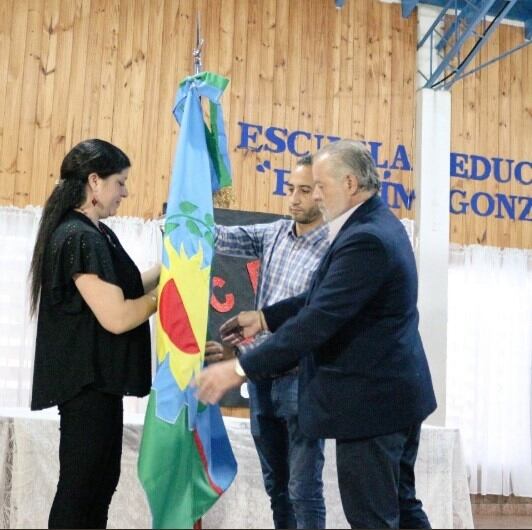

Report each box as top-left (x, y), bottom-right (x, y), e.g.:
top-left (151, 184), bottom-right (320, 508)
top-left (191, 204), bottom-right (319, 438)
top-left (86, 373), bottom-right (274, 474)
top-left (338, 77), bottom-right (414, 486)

top-left (446, 244), bottom-right (532, 496)
top-left (0, 206), bottom-right (162, 415)
top-left (1, 206), bottom-right (531, 496)
top-left (0, 207), bottom-right (41, 409)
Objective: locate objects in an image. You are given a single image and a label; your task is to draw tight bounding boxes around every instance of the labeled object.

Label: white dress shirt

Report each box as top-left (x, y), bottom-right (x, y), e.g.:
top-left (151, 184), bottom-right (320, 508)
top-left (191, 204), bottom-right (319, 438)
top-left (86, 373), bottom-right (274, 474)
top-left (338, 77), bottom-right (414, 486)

top-left (326, 201), bottom-right (365, 243)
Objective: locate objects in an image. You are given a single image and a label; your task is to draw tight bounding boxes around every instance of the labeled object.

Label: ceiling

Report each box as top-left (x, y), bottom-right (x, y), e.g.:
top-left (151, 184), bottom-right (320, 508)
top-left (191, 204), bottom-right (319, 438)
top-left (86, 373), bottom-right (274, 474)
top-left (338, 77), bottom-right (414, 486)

top-left (402, 0), bottom-right (532, 88)
top-left (335, 1), bottom-right (531, 39)
top-left (333, 0), bottom-right (531, 88)
top-left (402, 0), bottom-right (532, 38)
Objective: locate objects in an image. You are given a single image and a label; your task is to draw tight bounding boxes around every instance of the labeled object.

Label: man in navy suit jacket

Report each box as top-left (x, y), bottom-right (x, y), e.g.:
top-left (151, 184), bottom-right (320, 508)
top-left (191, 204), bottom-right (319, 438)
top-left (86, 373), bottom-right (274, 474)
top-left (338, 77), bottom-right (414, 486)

top-left (198, 140), bottom-right (437, 529)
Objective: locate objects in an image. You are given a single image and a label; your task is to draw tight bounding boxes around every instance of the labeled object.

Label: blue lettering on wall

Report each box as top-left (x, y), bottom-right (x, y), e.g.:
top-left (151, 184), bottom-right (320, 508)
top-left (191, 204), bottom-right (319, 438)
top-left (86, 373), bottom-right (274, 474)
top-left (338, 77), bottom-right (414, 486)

top-left (450, 153), bottom-right (469, 178)
top-left (367, 141), bottom-right (389, 169)
top-left (495, 194), bottom-right (516, 220)
top-left (236, 121), bottom-right (531, 222)
top-left (492, 158), bottom-right (513, 183)
top-left (518, 197), bottom-right (532, 221)
top-left (315, 134), bottom-right (326, 150)
top-left (381, 182), bottom-right (415, 210)
top-left (515, 161), bottom-right (532, 185)
top-left (273, 168), bottom-right (291, 196)
top-left (287, 130), bottom-right (312, 157)
top-left (390, 144), bottom-right (412, 171)
top-left (470, 155), bottom-right (491, 181)
top-left (450, 189), bottom-right (468, 215)
top-left (450, 191), bottom-right (531, 221)
top-left (326, 135), bottom-right (342, 144)
top-left (471, 192), bottom-right (495, 217)
top-left (238, 122), bottom-right (263, 151)
top-left (264, 126), bottom-right (288, 153)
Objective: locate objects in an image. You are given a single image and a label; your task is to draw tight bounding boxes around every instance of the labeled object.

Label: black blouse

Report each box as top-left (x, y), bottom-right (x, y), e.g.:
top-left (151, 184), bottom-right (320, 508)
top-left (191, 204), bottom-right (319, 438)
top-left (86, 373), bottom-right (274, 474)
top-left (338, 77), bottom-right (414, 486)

top-left (31, 211), bottom-right (151, 410)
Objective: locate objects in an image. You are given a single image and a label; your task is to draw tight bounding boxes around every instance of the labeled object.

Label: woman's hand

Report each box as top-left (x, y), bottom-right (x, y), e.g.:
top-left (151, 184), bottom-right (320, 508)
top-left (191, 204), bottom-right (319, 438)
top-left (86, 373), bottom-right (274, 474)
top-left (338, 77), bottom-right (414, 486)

top-left (74, 273), bottom-right (157, 334)
top-left (142, 263), bottom-right (161, 293)
top-left (148, 288), bottom-right (158, 312)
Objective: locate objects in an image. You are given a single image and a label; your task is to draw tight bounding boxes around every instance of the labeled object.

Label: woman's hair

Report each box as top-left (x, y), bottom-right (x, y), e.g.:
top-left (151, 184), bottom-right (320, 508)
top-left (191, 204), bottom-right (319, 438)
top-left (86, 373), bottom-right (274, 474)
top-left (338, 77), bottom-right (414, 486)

top-left (29, 139), bottom-right (130, 316)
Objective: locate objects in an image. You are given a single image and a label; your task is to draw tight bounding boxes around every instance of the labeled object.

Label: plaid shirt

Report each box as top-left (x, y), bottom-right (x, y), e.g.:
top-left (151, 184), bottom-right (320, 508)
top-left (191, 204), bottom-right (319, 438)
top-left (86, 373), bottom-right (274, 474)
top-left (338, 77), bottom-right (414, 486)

top-left (215, 220), bottom-right (329, 308)
top-left (214, 220), bottom-right (330, 355)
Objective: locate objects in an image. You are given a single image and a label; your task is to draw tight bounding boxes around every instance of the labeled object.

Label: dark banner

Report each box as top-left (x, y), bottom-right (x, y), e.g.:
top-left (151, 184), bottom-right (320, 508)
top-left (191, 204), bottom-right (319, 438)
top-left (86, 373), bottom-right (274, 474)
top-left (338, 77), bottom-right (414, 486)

top-left (208, 208), bottom-right (285, 407)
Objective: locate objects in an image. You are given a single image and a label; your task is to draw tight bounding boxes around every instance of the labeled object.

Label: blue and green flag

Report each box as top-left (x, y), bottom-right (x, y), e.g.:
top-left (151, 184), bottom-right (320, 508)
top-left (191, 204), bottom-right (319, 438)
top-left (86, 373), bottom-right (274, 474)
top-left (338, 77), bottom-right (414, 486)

top-left (138, 72), bottom-right (237, 529)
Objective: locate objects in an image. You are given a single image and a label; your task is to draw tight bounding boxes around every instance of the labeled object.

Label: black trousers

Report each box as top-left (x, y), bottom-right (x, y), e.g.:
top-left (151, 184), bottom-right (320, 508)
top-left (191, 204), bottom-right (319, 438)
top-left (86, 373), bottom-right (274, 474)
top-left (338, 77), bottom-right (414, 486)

top-left (49, 388), bottom-right (123, 529)
top-left (336, 423), bottom-right (431, 529)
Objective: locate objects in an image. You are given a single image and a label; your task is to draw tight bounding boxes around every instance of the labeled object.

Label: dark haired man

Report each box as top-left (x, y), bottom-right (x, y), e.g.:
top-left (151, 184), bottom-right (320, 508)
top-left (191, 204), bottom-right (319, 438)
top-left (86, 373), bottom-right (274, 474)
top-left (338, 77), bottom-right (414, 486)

top-left (208, 155), bottom-right (329, 529)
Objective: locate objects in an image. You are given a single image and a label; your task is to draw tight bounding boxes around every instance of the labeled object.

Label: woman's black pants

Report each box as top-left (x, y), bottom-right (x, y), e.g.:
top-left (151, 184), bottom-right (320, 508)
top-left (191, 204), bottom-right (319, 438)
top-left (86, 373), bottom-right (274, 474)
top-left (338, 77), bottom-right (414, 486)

top-left (48, 388), bottom-right (123, 529)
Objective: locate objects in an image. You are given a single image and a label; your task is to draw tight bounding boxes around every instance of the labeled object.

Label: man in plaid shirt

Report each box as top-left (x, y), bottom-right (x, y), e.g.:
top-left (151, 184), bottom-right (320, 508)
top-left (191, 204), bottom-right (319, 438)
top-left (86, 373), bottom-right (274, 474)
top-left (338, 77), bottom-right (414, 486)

top-left (208, 155), bottom-right (329, 529)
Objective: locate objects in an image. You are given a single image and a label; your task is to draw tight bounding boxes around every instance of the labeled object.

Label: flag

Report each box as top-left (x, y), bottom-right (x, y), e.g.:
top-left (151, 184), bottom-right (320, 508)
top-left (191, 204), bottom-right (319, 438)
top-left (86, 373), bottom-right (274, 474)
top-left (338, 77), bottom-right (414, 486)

top-left (138, 72), bottom-right (237, 529)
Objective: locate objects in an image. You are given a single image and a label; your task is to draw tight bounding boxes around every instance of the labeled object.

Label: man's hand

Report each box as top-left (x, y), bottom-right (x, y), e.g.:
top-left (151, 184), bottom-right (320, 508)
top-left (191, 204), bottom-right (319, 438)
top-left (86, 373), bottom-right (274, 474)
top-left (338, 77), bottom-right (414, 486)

top-left (204, 340), bottom-right (236, 363)
top-left (195, 360), bottom-right (245, 405)
top-left (219, 310), bottom-right (263, 345)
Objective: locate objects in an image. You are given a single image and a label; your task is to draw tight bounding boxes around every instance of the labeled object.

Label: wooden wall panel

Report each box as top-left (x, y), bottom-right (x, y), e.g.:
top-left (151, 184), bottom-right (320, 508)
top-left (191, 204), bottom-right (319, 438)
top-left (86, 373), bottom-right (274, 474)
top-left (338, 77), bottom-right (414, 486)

top-left (240, 0), bottom-right (261, 213)
top-left (450, 22), bottom-right (531, 249)
top-left (65, 0), bottom-right (91, 150)
top-left (257, 0), bottom-right (275, 213)
top-left (497, 25), bottom-right (512, 249)
top-left (0, 0), bottom-right (529, 248)
top-left (0, 0), bottom-right (29, 205)
top-left (524, 26), bottom-right (532, 249)
top-left (225, 0), bottom-right (248, 212)
top-left (351, 0), bottom-right (368, 142)
top-left (13, 0), bottom-right (43, 208)
top-left (0, 1), bottom-right (15, 166)
top-left (46, 0), bottom-right (75, 203)
top-left (0, 0), bottom-right (417, 217)
top-left (268, 0), bottom-right (288, 215)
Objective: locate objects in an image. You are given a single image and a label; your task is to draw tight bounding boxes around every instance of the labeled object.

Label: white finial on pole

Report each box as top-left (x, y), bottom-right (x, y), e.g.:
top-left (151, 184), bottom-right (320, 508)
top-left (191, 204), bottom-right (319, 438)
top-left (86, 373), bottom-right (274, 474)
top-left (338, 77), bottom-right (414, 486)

top-left (193, 12), bottom-right (203, 75)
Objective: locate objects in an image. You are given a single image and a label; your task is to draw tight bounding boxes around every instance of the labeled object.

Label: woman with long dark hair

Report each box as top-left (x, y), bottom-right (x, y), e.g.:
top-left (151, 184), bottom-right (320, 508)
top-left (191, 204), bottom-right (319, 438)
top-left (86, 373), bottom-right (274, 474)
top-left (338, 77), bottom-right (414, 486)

top-left (29, 139), bottom-right (160, 529)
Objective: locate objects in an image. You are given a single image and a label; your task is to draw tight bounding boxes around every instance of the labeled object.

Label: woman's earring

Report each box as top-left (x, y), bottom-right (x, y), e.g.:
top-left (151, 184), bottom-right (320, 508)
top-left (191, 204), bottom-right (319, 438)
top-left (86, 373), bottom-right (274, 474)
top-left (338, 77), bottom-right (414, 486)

top-left (92, 198), bottom-right (98, 207)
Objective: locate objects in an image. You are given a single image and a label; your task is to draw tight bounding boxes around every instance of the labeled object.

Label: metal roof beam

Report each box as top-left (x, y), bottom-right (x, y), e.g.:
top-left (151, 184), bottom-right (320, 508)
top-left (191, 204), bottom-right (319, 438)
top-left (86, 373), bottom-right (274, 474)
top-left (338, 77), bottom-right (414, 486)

top-left (417, 0), bottom-right (456, 48)
top-left (448, 38), bottom-right (532, 86)
top-left (402, 0), bottom-right (421, 18)
top-left (443, 0), bottom-right (523, 89)
top-left (436, 0), bottom-right (487, 51)
top-left (424, 0), bottom-right (498, 88)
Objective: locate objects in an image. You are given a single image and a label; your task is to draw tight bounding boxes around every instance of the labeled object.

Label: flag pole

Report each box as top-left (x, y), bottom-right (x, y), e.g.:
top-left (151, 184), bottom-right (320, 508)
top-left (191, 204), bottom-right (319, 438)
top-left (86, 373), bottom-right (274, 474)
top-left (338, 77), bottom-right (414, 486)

top-left (194, 11), bottom-right (204, 530)
top-left (138, 5), bottom-right (236, 529)
top-left (193, 11), bottom-right (203, 75)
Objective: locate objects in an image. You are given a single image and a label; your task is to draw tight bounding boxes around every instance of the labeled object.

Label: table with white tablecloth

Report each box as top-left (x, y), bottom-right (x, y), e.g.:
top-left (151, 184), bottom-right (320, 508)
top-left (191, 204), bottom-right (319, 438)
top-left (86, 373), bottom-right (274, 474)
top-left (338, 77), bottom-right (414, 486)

top-left (0, 409), bottom-right (473, 529)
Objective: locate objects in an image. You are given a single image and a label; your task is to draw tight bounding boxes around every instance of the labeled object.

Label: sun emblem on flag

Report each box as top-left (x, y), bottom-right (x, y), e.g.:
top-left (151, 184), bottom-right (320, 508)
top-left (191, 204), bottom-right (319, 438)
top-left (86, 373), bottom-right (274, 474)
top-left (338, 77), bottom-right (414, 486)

top-left (156, 236), bottom-right (211, 390)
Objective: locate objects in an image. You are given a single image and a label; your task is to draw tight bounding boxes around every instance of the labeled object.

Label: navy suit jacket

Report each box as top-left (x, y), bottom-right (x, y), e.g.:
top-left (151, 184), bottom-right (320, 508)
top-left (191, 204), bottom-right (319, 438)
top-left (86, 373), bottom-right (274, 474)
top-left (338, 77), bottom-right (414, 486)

top-left (239, 194), bottom-right (437, 440)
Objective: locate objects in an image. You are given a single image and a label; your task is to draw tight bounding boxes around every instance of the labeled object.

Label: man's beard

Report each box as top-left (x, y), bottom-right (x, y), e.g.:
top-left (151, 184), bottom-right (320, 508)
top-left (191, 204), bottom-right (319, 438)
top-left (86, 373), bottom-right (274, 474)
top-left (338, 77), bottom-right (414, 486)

top-left (293, 206), bottom-right (322, 225)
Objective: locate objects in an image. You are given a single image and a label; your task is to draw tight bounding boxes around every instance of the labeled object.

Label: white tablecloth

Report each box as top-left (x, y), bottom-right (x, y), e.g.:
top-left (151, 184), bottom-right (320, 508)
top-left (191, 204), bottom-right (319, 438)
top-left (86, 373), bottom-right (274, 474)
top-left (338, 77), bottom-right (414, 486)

top-left (0, 408), bottom-right (473, 529)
